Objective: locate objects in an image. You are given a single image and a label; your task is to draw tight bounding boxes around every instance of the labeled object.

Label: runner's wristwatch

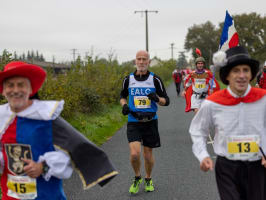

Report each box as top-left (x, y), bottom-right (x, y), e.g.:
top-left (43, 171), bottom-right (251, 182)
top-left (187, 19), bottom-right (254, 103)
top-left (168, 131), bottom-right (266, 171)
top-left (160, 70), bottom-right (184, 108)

top-left (42, 161), bottom-right (50, 175)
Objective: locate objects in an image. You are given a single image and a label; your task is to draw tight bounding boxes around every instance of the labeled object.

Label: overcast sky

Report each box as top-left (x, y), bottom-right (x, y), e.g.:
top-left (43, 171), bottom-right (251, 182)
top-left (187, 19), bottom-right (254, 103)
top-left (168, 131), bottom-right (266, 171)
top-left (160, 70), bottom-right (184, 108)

top-left (1, 0), bottom-right (265, 63)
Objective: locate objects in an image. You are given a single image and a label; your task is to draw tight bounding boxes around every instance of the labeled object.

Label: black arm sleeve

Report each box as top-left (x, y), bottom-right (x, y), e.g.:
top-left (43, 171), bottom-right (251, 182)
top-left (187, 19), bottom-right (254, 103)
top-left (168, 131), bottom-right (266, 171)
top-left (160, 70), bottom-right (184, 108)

top-left (153, 75), bottom-right (170, 106)
top-left (120, 75), bottom-right (129, 99)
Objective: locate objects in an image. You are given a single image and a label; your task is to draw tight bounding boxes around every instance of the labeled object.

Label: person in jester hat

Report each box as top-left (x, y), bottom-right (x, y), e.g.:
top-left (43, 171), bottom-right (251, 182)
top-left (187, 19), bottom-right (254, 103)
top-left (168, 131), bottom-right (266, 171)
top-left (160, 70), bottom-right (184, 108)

top-left (189, 46), bottom-right (266, 200)
top-left (120, 50), bottom-right (169, 194)
top-left (182, 48), bottom-right (220, 113)
top-left (0, 61), bottom-right (118, 200)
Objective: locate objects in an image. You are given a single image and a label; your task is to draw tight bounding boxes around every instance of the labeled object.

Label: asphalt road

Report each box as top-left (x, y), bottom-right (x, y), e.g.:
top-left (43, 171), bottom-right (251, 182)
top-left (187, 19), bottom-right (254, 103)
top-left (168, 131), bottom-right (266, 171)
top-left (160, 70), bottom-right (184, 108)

top-left (64, 83), bottom-right (220, 200)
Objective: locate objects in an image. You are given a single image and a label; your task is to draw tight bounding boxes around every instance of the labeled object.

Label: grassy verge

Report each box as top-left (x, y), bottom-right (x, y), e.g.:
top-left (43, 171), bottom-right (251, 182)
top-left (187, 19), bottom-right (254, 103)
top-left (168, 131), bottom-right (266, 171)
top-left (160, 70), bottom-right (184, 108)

top-left (67, 104), bottom-right (127, 146)
top-left (68, 79), bottom-right (173, 146)
top-left (217, 80), bottom-right (227, 89)
top-left (0, 81), bottom-right (172, 198)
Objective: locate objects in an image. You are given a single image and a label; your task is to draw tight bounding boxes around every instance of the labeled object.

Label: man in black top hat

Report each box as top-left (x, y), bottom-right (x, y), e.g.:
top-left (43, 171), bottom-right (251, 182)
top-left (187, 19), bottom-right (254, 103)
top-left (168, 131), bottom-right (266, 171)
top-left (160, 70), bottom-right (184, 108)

top-left (189, 46), bottom-right (266, 200)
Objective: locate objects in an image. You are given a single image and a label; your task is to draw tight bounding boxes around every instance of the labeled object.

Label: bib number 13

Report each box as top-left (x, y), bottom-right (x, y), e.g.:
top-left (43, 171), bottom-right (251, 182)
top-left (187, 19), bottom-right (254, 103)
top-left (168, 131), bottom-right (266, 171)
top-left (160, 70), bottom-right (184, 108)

top-left (228, 141), bottom-right (258, 154)
top-left (237, 142), bottom-right (251, 153)
top-left (227, 135), bottom-right (260, 160)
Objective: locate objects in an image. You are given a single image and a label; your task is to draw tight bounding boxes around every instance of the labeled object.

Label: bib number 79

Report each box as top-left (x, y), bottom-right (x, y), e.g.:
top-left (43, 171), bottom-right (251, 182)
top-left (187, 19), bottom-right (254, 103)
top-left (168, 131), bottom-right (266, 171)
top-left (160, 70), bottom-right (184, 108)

top-left (138, 99), bottom-right (146, 105)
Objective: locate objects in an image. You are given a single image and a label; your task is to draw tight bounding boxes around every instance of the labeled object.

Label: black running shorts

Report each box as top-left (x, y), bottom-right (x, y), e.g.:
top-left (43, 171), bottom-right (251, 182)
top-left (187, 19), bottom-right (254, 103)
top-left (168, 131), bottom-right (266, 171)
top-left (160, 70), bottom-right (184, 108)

top-left (126, 119), bottom-right (161, 148)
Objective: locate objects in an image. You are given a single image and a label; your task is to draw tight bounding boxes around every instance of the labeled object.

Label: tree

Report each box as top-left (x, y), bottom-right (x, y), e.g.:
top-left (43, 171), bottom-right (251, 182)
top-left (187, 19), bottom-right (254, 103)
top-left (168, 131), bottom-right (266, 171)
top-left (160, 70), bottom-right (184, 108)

top-left (185, 13), bottom-right (266, 67)
top-left (22, 53), bottom-right (26, 60)
top-left (0, 50), bottom-right (13, 70)
top-left (36, 50), bottom-right (39, 60)
top-left (0, 50), bottom-right (12, 103)
top-left (184, 21), bottom-right (220, 67)
top-left (27, 51), bottom-right (31, 60)
top-left (176, 51), bottom-right (188, 69)
top-left (107, 48), bottom-right (116, 63)
top-left (218, 12), bottom-right (266, 63)
top-left (40, 54), bottom-right (45, 62)
top-left (31, 50), bottom-right (35, 61)
top-left (14, 51), bottom-right (18, 60)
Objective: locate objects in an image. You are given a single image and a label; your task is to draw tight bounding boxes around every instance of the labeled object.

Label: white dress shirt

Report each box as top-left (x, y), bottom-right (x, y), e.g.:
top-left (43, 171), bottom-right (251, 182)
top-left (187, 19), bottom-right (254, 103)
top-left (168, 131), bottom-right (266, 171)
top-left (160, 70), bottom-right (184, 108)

top-left (189, 85), bottom-right (266, 162)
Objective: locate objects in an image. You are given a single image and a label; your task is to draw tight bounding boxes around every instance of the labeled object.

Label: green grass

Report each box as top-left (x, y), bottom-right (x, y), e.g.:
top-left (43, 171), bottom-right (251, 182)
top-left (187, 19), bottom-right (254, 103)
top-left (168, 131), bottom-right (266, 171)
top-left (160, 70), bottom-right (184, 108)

top-left (67, 104), bottom-right (127, 146)
top-left (217, 80), bottom-right (227, 89)
top-left (67, 78), bottom-right (173, 146)
top-left (0, 80), bottom-right (172, 198)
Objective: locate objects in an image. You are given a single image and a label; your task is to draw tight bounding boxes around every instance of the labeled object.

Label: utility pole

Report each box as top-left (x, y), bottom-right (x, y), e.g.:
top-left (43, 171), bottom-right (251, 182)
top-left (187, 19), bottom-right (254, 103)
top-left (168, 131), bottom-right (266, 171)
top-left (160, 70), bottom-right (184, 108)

top-left (71, 49), bottom-right (77, 63)
top-left (170, 43), bottom-right (175, 60)
top-left (134, 10), bottom-right (158, 52)
top-left (52, 55), bottom-right (55, 68)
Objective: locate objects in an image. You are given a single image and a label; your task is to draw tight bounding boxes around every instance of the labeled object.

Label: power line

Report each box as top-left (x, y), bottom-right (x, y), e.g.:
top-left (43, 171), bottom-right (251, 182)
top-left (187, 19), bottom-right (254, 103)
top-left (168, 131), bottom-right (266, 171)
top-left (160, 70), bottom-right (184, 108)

top-left (134, 10), bottom-right (158, 52)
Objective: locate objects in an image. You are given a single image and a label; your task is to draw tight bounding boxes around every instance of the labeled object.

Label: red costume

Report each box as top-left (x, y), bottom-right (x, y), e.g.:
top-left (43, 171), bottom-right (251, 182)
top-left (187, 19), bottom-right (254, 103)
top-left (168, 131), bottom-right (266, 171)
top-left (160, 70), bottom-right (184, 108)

top-left (258, 72), bottom-right (266, 89)
top-left (184, 70), bottom-right (220, 112)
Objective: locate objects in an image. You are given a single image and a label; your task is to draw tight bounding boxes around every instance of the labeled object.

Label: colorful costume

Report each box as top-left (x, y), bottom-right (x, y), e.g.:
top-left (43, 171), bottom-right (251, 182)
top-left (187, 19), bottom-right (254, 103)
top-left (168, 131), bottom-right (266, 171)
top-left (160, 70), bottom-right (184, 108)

top-left (181, 68), bottom-right (192, 82)
top-left (190, 86), bottom-right (266, 199)
top-left (0, 99), bottom-right (117, 200)
top-left (184, 70), bottom-right (220, 112)
top-left (190, 46), bottom-right (264, 200)
top-left (257, 71), bottom-right (266, 89)
top-left (190, 86), bottom-right (266, 162)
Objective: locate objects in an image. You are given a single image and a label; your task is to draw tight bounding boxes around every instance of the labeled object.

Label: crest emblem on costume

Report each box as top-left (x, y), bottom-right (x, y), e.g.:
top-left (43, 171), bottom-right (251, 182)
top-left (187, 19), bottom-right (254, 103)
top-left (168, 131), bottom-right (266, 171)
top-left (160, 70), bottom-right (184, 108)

top-left (4, 144), bottom-right (32, 175)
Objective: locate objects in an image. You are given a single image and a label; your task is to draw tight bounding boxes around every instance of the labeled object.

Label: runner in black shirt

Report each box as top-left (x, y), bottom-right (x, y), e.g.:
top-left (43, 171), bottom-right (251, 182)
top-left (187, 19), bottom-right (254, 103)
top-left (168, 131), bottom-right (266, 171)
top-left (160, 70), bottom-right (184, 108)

top-left (120, 72), bottom-right (170, 104)
top-left (120, 50), bottom-right (169, 194)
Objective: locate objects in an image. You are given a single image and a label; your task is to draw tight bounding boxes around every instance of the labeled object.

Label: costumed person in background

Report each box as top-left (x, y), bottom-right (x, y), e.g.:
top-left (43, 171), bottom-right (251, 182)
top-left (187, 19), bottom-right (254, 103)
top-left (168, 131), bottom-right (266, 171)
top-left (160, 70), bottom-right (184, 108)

top-left (0, 61), bottom-right (118, 200)
top-left (255, 61), bottom-right (266, 89)
top-left (181, 66), bottom-right (192, 96)
top-left (182, 48), bottom-right (219, 113)
top-left (189, 46), bottom-right (266, 200)
top-left (181, 66), bottom-right (192, 83)
top-left (172, 67), bottom-right (182, 96)
top-left (120, 50), bottom-right (169, 194)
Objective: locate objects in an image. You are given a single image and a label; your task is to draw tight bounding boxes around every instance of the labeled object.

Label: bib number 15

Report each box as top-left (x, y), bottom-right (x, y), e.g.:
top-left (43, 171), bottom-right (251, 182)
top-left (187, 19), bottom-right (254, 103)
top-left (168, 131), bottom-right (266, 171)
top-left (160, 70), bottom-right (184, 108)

top-left (13, 183), bottom-right (26, 193)
top-left (7, 174), bottom-right (37, 199)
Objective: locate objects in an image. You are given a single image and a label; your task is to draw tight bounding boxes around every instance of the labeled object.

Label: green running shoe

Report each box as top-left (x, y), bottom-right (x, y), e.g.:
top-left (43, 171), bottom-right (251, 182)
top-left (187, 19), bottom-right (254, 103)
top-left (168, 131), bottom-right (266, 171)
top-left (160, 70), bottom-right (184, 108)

top-left (129, 177), bottom-right (143, 194)
top-left (144, 178), bottom-right (154, 192)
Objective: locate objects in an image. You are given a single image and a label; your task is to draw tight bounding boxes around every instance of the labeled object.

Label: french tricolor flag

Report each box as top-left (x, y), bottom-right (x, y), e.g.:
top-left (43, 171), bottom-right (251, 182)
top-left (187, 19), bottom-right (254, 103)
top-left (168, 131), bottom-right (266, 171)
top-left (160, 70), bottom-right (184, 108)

top-left (219, 10), bottom-right (239, 51)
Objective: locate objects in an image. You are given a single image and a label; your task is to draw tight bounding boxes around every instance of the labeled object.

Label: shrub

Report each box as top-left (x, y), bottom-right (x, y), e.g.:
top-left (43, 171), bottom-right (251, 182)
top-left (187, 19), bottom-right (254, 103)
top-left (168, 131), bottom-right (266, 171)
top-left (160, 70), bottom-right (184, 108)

top-left (0, 54), bottom-right (174, 119)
